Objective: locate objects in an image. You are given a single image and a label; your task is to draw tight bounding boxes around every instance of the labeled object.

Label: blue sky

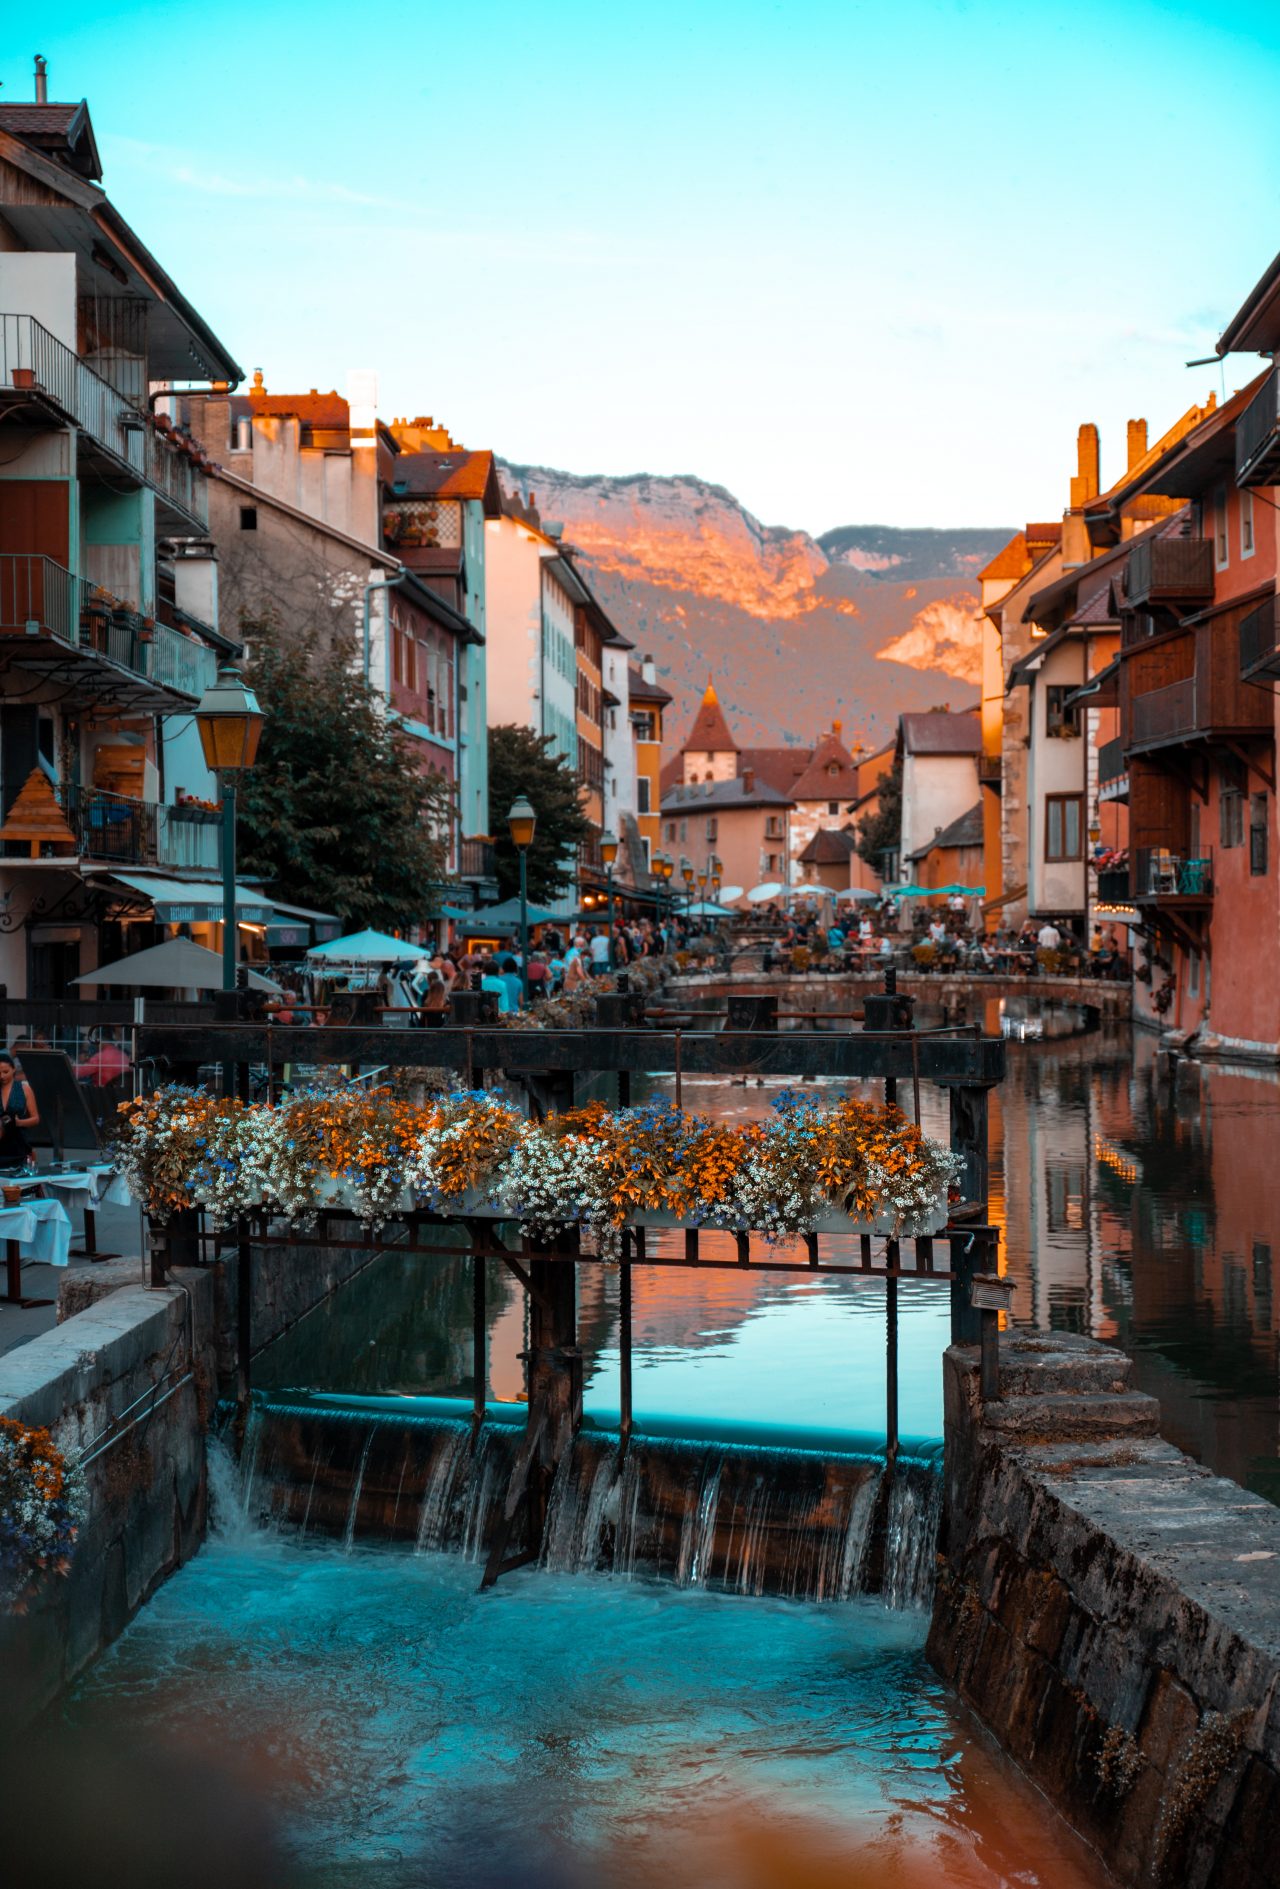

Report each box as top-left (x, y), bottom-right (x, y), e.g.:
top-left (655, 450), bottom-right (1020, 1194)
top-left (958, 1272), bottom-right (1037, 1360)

top-left (7, 2), bottom-right (1280, 532)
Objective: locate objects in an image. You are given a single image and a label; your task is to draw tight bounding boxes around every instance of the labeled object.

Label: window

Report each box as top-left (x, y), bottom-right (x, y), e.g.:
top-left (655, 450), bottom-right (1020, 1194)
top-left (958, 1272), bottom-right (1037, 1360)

top-left (1250, 793), bottom-right (1268, 876)
top-left (1188, 950), bottom-right (1200, 998)
top-left (238, 506), bottom-right (257, 531)
top-left (1220, 764), bottom-right (1245, 848)
top-left (1045, 686), bottom-right (1079, 738)
top-left (1242, 490), bottom-right (1256, 560)
top-left (637, 778), bottom-right (651, 814)
top-left (827, 800), bottom-right (840, 816)
top-left (1044, 793), bottom-right (1082, 861)
top-left (1213, 484), bottom-right (1229, 569)
top-left (765, 814), bottom-right (785, 839)
top-left (665, 821), bottom-right (676, 842)
top-left (679, 820), bottom-right (687, 841)
top-left (705, 817), bottom-right (717, 842)
top-left (828, 762), bottom-right (839, 777)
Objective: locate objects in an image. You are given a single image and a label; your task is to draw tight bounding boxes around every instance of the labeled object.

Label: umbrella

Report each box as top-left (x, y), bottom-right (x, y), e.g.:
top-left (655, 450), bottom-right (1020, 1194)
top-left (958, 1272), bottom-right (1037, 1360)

top-left (841, 888), bottom-right (880, 902)
top-left (73, 937), bottom-right (282, 993)
top-left (469, 898), bottom-right (564, 930)
top-left (717, 884), bottom-right (745, 904)
top-left (307, 929), bottom-right (423, 964)
top-left (686, 899), bottom-right (736, 918)
top-left (746, 882), bottom-right (786, 904)
top-left (436, 904), bottom-right (472, 920)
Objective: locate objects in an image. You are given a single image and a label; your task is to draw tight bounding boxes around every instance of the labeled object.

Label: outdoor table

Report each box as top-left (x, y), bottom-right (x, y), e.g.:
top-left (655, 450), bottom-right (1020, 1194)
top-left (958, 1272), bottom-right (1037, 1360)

top-left (5, 1165), bottom-right (129, 1259)
top-left (0, 1197), bottom-right (73, 1308)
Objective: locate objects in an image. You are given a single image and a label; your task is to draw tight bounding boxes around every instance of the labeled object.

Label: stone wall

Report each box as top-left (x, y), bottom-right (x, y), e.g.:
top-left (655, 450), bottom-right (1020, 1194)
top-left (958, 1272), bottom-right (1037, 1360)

top-left (928, 1332), bottom-right (1280, 1887)
top-left (0, 1271), bottom-right (217, 1727)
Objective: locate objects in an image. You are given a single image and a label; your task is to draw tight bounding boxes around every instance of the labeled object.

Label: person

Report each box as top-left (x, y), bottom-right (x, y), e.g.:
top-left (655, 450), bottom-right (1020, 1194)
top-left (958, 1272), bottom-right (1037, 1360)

top-left (525, 951), bottom-right (550, 1000)
top-left (827, 922), bottom-right (845, 954)
top-left (499, 955), bottom-right (524, 1014)
top-left (0, 1052), bottom-right (39, 1168)
top-left (877, 934), bottom-right (894, 963)
top-left (588, 927), bottom-right (611, 975)
top-left (422, 971), bottom-right (449, 1026)
top-left (1037, 919), bottom-right (1062, 953)
top-left (928, 916), bottom-right (948, 949)
top-left (563, 941), bottom-right (589, 992)
top-left (479, 954), bottom-right (511, 1014)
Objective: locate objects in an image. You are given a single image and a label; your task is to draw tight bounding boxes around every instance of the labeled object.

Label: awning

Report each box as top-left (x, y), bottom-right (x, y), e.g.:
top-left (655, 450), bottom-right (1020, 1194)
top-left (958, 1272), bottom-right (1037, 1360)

top-left (105, 870), bottom-right (276, 924)
top-left (266, 896), bottom-right (343, 945)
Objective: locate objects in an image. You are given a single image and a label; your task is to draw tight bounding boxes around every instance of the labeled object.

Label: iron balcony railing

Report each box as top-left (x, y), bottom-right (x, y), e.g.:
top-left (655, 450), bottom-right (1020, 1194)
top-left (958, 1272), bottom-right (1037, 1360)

top-left (977, 751), bottom-right (1002, 785)
top-left (0, 553), bottom-right (218, 700)
top-left (1236, 366), bottom-right (1280, 487)
top-left (1240, 595), bottom-right (1280, 684)
top-left (1094, 869), bottom-right (1131, 904)
top-left (3, 787), bottom-right (220, 870)
top-left (458, 837), bottom-right (496, 881)
top-left (1133, 847), bottom-right (1214, 901)
top-left (1097, 735), bottom-right (1127, 783)
top-left (0, 313), bottom-right (208, 527)
top-left (1123, 537), bottom-right (1214, 609)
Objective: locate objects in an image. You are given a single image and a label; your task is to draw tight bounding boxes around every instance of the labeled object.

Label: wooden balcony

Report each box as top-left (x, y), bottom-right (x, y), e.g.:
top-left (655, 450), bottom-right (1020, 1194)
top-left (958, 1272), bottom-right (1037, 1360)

top-left (1097, 736), bottom-right (1127, 784)
top-left (1133, 847), bottom-right (1213, 907)
top-left (1240, 595), bottom-right (1280, 686)
top-left (458, 837), bottom-right (496, 882)
top-left (1123, 537), bottom-right (1214, 610)
top-left (977, 751), bottom-right (1001, 785)
top-left (1127, 618), bottom-right (1273, 755)
top-left (1236, 366), bottom-right (1280, 488)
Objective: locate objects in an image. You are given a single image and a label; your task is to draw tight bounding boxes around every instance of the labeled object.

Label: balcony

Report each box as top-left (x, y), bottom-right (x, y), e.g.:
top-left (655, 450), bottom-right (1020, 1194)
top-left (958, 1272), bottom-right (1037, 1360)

top-left (1240, 595), bottom-right (1280, 686)
top-left (977, 751), bottom-right (1002, 785)
top-left (0, 555), bottom-right (218, 704)
top-left (1095, 868), bottom-right (1132, 904)
top-left (1097, 735), bottom-right (1127, 786)
top-left (3, 787), bottom-right (221, 871)
top-left (1133, 847), bottom-right (1213, 906)
top-left (0, 313), bottom-right (208, 529)
top-left (1127, 619), bottom-right (1273, 755)
top-left (1123, 537), bottom-right (1214, 610)
top-left (458, 837), bottom-right (496, 882)
top-left (1236, 367), bottom-right (1280, 488)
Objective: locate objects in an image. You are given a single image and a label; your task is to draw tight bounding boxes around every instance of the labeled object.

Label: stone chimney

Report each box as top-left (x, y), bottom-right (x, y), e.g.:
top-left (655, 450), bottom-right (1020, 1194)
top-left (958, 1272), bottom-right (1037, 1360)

top-left (642, 654), bottom-right (656, 684)
top-left (1127, 419), bottom-right (1148, 471)
top-left (1069, 424), bottom-right (1100, 510)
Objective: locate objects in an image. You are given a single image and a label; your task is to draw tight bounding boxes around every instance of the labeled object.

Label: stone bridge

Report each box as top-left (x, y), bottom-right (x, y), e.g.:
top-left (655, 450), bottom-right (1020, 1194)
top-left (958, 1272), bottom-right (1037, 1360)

top-left (659, 968), bottom-right (1132, 1021)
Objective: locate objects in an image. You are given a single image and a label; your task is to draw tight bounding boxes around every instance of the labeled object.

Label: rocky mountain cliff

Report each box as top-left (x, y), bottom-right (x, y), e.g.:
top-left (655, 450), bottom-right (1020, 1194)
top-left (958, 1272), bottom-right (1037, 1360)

top-left (498, 462), bottom-right (1011, 751)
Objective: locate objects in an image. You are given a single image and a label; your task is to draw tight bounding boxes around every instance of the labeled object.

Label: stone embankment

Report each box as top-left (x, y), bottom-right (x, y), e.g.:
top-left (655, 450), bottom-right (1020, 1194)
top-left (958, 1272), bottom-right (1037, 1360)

top-left (929, 1332), bottom-right (1280, 1887)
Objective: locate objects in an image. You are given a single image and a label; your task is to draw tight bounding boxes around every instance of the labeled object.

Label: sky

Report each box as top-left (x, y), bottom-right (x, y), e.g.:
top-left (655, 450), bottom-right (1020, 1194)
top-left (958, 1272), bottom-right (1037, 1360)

top-left (6, 1), bottom-right (1280, 535)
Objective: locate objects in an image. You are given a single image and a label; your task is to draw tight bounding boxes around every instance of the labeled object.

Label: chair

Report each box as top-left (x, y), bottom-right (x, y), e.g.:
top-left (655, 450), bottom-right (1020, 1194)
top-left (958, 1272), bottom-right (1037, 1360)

top-left (1151, 849), bottom-right (1178, 895)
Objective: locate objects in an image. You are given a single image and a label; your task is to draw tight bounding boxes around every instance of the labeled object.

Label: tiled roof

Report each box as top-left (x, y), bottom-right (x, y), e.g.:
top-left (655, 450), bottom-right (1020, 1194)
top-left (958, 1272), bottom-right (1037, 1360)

top-left (977, 532), bottom-right (1031, 583)
top-left (661, 776), bottom-right (792, 812)
top-left (900, 710), bottom-right (981, 756)
top-left (790, 726), bottom-right (860, 800)
top-left (237, 389), bottom-right (350, 426)
top-left (739, 746), bottom-right (810, 795)
top-left (798, 826), bottom-right (857, 865)
top-left (627, 667), bottom-right (672, 706)
top-left (393, 448), bottom-right (501, 508)
top-left (0, 100), bottom-right (100, 180)
top-left (908, 801), bottom-right (983, 859)
top-left (0, 103), bottom-right (80, 133)
top-left (681, 683), bottom-right (738, 754)
top-left (1066, 581), bottom-right (1120, 627)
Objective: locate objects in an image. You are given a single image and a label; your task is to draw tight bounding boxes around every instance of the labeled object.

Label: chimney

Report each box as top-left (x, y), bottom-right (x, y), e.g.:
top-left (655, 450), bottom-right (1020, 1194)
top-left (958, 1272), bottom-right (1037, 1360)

top-left (642, 654), bottom-right (656, 684)
top-left (34, 54), bottom-right (48, 103)
top-left (743, 768), bottom-right (755, 794)
top-left (1126, 419), bottom-right (1148, 471)
top-left (1069, 423), bottom-right (1100, 510)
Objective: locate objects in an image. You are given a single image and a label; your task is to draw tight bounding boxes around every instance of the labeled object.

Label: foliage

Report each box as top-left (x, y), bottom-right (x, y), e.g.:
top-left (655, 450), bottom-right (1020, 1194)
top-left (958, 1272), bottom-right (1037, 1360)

top-left (0, 1417), bottom-right (85, 1613)
top-left (488, 723), bottom-right (592, 903)
top-left (115, 1086), bottom-right (962, 1245)
top-left (855, 753), bottom-right (902, 875)
top-left (236, 613), bottom-right (453, 931)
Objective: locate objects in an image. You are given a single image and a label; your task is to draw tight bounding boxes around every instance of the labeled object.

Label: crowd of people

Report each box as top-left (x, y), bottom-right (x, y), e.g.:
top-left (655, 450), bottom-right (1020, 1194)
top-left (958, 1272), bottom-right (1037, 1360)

top-left (757, 899), bottom-right (1129, 981)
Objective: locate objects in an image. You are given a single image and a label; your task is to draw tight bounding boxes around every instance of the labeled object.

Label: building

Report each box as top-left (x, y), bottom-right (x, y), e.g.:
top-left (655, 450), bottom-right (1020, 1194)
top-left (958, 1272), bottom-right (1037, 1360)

top-left (786, 723), bottom-right (862, 872)
top-left (0, 68), bottom-right (258, 995)
top-left (897, 710), bottom-right (981, 876)
top-left (906, 802), bottom-right (984, 901)
top-left (796, 825), bottom-right (858, 891)
top-left (186, 383), bottom-right (497, 907)
top-left (660, 774), bottom-right (791, 897)
top-left (626, 657), bottom-right (671, 874)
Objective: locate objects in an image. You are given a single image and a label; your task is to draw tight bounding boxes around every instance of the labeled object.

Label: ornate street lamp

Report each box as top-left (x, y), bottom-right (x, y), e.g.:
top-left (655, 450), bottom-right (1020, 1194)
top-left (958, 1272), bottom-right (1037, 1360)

top-left (194, 662), bottom-right (264, 995)
top-left (680, 855), bottom-right (695, 923)
top-left (600, 829), bottom-right (619, 970)
top-left (507, 795), bottom-right (537, 1005)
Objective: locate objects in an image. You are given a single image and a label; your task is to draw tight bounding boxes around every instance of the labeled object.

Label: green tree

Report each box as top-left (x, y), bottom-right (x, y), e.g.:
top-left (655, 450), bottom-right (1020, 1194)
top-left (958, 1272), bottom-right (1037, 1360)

top-left (488, 723), bottom-right (591, 903)
top-left (855, 753), bottom-right (902, 875)
top-left (236, 614), bottom-right (452, 930)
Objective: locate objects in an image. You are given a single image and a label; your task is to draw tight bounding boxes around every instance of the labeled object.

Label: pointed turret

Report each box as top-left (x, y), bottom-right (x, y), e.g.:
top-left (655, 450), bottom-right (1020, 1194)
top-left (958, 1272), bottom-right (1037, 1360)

top-left (683, 682), bottom-right (738, 756)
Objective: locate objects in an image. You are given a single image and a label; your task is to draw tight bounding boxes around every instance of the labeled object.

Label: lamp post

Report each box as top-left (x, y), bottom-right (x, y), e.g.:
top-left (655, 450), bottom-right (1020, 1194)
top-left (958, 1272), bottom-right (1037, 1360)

top-left (507, 795), bottom-right (537, 1006)
top-left (652, 850), bottom-right (671, 931)
top-left (194, 662), bottom-right (264, 997)
top-left (599, 829), bottom-right (619, 970)
top-left (680, 856), bottom-right (695, 927)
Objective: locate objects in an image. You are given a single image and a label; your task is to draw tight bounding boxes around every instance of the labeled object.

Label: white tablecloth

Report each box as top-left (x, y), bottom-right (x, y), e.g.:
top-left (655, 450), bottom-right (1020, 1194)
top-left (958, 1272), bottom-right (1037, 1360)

top-left (9, 1165), bottom-right (130, 1214)
top-left (0, 1198), bottom-right (72, 1267)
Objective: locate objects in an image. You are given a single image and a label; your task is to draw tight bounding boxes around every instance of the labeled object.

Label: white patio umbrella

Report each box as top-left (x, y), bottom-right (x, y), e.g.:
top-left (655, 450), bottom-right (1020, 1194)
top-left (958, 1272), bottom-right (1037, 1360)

top-left (73, 937), bottom-right (282, 992)
top-left (746, 882), bottom-right (786, 903)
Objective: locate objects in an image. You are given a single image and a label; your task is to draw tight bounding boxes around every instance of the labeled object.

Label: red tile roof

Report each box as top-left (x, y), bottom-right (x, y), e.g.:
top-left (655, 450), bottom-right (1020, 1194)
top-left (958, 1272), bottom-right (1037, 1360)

top-left (900, 710), bottom-right (981, 756)
top-left (236, 389), bottom-right (351, 426)
top-left (798, 827), bottom-right (857, 865)
top-left (393, 449), bottom-right (502, 512)
top-left (627, 667), bottom-right (672, 706)
top-left (977, 532), bottom-right (1031, 583)
top-left (680, 683), bottom-right (739, 754)
top-left (789, 726), bottom-right (861, 800)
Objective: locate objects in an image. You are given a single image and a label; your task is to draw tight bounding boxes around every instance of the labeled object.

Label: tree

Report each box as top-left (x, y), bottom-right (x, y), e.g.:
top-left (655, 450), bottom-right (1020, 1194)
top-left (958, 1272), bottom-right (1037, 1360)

top-left (488, 723), bottom-right (591, 903)
top-left (236, 613), bottom-right (453, 930)
top-left (855, 753), bottom-right (902, 875)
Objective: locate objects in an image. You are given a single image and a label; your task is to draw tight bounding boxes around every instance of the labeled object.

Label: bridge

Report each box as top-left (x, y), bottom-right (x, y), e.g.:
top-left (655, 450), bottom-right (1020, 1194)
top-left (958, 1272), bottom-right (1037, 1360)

top-left (661, 967), bottom-right (1132, 1022)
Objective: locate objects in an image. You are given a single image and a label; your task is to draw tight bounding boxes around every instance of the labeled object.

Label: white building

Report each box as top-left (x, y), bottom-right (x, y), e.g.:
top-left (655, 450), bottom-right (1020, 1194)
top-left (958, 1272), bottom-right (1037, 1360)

top-left (897, 711), bottom-right (982, 873)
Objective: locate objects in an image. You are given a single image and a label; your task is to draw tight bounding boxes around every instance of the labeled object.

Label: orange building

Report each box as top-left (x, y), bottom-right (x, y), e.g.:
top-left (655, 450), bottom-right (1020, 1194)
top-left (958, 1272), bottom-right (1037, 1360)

top-left (628, 659), bottom-right (671, 872)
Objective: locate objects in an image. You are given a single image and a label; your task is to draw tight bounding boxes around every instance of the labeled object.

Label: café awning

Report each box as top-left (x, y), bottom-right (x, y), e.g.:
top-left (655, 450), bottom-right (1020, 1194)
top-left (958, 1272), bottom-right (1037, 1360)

top-left (102, 870), bottom-right (277, 924)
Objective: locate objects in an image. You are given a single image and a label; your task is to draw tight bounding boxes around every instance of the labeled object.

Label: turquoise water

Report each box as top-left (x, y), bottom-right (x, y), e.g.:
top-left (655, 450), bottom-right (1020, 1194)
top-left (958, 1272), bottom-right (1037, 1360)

top-left (68, 1514), bottom-right (1106, 1888)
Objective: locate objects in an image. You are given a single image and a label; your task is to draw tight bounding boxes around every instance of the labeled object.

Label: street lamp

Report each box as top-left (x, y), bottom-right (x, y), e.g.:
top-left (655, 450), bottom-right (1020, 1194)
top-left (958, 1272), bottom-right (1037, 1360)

top-left (653, 850), bottom-right (672, 929)
top-left (599, 828), bottom-right (619, 970)
top-left (680, 855), bottom-right (695, 926)
top-left (194, 661), bottom-right (264, 995)
top-left (507, 795), bottom-right (537, 1006)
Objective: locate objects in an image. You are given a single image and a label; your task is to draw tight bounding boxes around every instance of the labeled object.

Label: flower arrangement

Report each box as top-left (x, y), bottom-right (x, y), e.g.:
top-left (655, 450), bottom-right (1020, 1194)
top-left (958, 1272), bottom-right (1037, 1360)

top-left (0, 1417), bottom-right (86, 1613)
top-left (115, 1087), bottom-right (961, 1246)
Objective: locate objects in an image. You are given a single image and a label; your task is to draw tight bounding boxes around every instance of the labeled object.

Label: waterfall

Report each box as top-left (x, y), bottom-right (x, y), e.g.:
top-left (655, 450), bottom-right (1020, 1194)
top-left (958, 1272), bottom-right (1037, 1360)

top-left (232, 1394), bottom-right (943, 1607)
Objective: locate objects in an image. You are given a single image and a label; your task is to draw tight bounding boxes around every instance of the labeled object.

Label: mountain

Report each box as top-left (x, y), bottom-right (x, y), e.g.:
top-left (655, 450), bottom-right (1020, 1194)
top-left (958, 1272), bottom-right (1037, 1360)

top-left (498, 462), bottom-right (1012, 752)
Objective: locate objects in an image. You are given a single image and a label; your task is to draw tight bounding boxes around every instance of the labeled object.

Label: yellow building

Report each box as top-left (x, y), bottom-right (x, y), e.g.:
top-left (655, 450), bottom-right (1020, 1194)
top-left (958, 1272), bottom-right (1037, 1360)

top-left (628, 659), bottom-right (671, 871)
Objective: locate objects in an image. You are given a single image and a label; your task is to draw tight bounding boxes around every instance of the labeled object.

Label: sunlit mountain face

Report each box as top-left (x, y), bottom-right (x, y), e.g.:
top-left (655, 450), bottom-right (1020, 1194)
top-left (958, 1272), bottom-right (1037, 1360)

top-left (499, 462), bottom-right (1010, 749)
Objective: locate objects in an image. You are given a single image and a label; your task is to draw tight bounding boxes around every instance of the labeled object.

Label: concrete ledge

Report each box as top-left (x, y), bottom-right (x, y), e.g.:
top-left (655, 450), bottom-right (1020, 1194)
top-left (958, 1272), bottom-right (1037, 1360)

top-left (929, 1333), bottom-right (1280, 1887)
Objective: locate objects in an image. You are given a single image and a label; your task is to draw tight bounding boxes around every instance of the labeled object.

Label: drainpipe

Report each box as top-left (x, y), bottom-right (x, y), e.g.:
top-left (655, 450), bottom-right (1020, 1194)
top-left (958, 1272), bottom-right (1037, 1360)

top-left (362, 573), bottom-right (404, 687)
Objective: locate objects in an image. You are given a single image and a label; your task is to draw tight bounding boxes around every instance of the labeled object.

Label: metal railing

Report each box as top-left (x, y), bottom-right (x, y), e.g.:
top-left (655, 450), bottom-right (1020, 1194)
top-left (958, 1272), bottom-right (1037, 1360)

top-left (1134, 847), bottom-right (1213, 899)
top-left (1124, 536), bottom-right (1214, 608)
top-left (1240, 595), bottom-right (1280, 682)
top-left (1097, 735), bottom-right (1127, 782)
top-left (7, 787), bottom-right (222, 870)
top-left (977, 751), bottom-right (1002, 784)
top-left (0, 553), bottom-right (218, 699)
top-left (157, 804), bottom-right (221, 872)
top-left (0, 312), bottom-right (208, 527)
top-left (1236, 367), bottom-right (1280, 486)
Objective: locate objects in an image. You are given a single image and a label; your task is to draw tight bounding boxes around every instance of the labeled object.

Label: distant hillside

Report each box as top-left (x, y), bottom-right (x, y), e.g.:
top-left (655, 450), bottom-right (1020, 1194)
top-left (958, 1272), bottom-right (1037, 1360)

top-left (498, 461), bottom-right (1011, 751)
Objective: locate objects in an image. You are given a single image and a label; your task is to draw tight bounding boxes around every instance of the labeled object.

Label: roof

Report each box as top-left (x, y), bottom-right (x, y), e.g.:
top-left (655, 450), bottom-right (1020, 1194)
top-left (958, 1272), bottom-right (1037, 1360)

top-left (1138, 374), bottom-right (1268, 499)
top-left (627, 667), bottom-right (672, 706)
top-left (237, 388), bottom-right (350, 426)
top-left (1021, 511), bottom-right (1185, 626)
top-left (798, 827), bottom-right (857, 865)
top-left (1218, 250), bottom-right (1280, 355)
top-left (899, 711), bottom-right (981, 756)
top-left (391, 448), bottom-right (502, 517)
top-left (978, 532), bottom-right (1031, 584)
top-left (0, 99), bottom-right (101, 180)
top-left (1066, 580), bottom-right (1120, 627)
top-left (1081, 398), bottom-right (1223, 518)
top-left (908, 802), bottom-right (983, 859)
top-left (790, 726), bottom-right (861, 800)
top-left (681, 683), bottom-right (738, 754)
top-left (661, 776), bottom-right (792, 813)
